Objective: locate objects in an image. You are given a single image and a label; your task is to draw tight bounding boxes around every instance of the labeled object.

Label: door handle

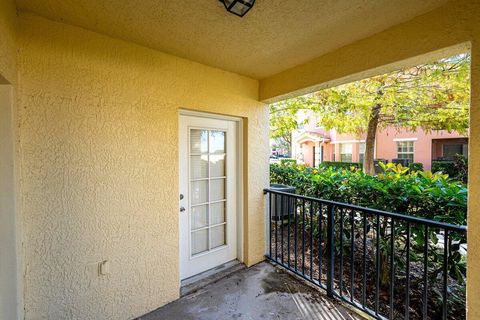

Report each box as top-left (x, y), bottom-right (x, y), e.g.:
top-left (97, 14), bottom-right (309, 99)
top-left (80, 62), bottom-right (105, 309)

top-left (180, 206), bottom-right (186, 212)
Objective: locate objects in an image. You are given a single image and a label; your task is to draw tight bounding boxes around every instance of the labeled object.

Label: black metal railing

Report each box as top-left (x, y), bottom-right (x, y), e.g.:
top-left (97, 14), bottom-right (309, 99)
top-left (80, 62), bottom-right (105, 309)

top-left (264, 188), bottom-right (467, 320)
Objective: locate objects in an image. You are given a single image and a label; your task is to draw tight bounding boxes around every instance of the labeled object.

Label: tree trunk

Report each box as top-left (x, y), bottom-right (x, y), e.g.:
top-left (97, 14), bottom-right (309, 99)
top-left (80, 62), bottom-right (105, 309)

top-left (363, 104), bottom-right (381, 175)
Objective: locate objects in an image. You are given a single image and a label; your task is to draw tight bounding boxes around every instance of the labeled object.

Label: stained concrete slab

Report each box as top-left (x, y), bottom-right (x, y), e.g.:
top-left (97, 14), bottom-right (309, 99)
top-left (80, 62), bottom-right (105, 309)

top-left (138, 262), bottom-right (362, 320)
top-left (181, 260), bottom-right (245, 296)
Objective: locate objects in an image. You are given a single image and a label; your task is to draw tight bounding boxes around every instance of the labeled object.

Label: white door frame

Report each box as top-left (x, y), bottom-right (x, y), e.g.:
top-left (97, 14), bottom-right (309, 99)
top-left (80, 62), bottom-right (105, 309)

top-left (178, 109), bottom-right (244, 282)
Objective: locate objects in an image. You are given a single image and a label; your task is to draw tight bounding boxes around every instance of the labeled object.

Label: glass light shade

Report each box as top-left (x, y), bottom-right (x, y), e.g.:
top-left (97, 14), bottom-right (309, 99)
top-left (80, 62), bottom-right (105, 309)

top-left (220, 0), bottom-right (255, 17)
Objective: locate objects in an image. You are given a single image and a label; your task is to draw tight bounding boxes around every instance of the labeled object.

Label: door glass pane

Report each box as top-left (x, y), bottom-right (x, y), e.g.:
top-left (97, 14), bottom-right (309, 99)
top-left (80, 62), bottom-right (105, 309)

top-left (210, 178), bottom-right (225, 201)
top-left (210, 202), bottom-right (225, 225)
top-left (192, 229), bottom-right (208, 255)
top-left (190, 129), bottom-right (208, 154)
top-left (191, 180), bottom-right (208, 205)
top-left (209, 131), bottom-right (225, 154)
top-left (188, 127), bottom-right (229, 257)
top-left (210, 225), bottom-right (226, 249)
top-left (191, 205), bottom-right (208, 229)
top-left (210, 154), bottom-right (225, 177)
top-left (191, 155), bottom-right (208, 179)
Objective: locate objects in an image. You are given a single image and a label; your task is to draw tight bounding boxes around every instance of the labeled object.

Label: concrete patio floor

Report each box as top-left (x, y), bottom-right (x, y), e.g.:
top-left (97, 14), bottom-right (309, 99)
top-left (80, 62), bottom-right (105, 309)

top-left (138, 262), bottom-right (362, 320)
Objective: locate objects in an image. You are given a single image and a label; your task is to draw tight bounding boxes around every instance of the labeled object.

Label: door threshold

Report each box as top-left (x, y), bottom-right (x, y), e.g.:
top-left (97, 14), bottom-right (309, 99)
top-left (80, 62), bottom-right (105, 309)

top-left (180, 260), bottom-right (245, 296)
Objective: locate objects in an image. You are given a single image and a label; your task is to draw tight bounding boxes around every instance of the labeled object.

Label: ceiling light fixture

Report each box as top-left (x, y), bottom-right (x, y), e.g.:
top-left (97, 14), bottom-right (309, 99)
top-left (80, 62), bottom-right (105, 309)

top-left (219, 0), bottom-right (256, 17)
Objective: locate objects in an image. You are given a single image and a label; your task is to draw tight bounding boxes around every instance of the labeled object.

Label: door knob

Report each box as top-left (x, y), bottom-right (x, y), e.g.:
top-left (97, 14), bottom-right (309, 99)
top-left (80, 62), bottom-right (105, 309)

top-left (180, 194), bottom-right (184, 200)
top-left (180, 206), bottom-right (186, 212)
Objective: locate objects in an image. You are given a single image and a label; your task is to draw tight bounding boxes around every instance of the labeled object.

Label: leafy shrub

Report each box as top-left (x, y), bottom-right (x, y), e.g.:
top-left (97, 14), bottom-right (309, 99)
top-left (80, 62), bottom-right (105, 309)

top-left (453, 154), bottom-right (468, 183)
top-left (271, 162), bottom-right (467, 225)
top-left (270, 161), bottom-right (467, 292)
top-left (432, 155), bottom-right (468, 183)
top-left (408, 162), bottom-right (424, 172)
top-left (432, 160), bottom-right (456, 177)
top-left (279, 158), bottom-right (297, 165)
top-left (319, 161), bottom-right (363, 170)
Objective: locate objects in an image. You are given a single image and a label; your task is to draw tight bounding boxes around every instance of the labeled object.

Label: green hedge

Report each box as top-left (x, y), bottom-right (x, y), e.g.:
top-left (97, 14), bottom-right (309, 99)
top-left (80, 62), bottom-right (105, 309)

top-left (432, 155), bottom-right (468, 183)
top-left (319, 161), bottom-right (363, 170)
top-left (270, 161), bottom-right (466, 225)
top-left (408, 162), bottom-right (424, 172)
top-left (279, 158), bottom-right (297, 165)
top-left (270, 161), bottom-right (467, 307)
top-left (432, 160), bottom-right (456, 176)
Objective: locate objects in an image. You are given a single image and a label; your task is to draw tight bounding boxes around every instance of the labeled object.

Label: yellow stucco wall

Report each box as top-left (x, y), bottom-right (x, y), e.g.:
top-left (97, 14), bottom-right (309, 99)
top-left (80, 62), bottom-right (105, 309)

top-left (0, 0), bottom-right (16, 84)
top-left (17, 13), bottom-right (268, 319)
top-left (260, 1), bottom-right (479, 318)
top-left (0, 1), bottom-right (20, 320)
top-left (469, 40), bottom-right (480, 320)
top-left (259, 0), bottom-right (477, 102)
top-left (7, 0), bottom-right (480, 318)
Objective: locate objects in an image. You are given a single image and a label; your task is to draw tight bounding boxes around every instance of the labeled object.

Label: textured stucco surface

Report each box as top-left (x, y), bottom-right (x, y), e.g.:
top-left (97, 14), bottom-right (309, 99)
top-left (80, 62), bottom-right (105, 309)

top-left (260, 1), bottom-right (480, 318)
top-left (260, 0), bottom-right (476, 102)
top-left (17, 13), bottom-right (268, 319)
top-left (0, 86), bottom-right (18, 320)
top-left (469, 40), bottom-right (480, 320)
top-left (15, 0), bottom-right (447, 78)
top-left (0, 1), bottom-right (20, 320)
top-left (5, 0), bottom-right (480, 319)
top-left (0, 0), bottom-right (17, 84)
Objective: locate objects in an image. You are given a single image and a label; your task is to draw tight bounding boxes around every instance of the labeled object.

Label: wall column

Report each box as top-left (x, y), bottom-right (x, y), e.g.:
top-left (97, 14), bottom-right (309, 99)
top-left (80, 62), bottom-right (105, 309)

top-left (0, 84), bottom-right (18, 320)
top-left (467, 42), bottom-right (480, 320)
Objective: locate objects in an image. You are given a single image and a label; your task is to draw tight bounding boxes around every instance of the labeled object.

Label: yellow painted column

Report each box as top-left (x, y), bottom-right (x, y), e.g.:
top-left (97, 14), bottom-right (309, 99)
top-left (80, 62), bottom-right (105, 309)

top-left (467, 41), bottom-right (480, 320)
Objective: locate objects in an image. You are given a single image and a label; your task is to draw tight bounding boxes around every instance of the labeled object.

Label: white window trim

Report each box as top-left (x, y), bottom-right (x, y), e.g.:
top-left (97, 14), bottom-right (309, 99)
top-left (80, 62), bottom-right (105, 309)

top-left (340, 143), bottom-right (353, 162)
top-left (396, 140), bottom-right (415, 161)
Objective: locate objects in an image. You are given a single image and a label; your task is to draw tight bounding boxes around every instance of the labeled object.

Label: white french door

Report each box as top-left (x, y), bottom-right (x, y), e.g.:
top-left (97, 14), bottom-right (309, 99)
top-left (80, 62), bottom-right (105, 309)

top-left (179, 114), bottom-right (238, 280)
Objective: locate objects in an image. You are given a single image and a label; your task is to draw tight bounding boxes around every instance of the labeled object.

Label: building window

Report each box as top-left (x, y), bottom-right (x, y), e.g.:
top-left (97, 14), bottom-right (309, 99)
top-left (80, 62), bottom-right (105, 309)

top-left (397, 141), bottom-right (414, 162)
top-left (443, 144), bottom-right (467, 160)
top-left (359, 143), bottom-right (366, 164)
top-left (340, 143), bottom-right (353, 162)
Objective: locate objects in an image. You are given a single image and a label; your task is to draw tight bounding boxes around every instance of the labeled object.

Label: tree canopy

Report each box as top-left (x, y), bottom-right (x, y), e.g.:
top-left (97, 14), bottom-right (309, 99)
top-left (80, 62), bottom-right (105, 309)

top-left (314, 54), bottom-right (470, 135)
top-left (270, 54), bottom-right (470, 173)
top-left (270, 96), bottom-right (317, 147)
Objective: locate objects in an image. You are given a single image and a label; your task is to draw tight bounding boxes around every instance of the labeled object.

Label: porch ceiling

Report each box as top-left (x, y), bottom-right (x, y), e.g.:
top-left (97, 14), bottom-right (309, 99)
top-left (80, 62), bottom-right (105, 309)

top-left (16, 0), bottom-right (448, 79)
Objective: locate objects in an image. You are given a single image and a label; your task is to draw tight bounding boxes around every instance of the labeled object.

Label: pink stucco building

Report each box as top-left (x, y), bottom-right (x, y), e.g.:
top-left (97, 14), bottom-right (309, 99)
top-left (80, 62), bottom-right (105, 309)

top-left (292, 125), bottom-right (468, 171)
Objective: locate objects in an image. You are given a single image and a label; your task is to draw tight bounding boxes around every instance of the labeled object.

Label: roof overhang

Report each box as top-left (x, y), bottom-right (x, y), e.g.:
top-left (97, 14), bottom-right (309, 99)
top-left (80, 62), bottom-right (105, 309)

top-left (16, 0), bottom-right (449, 79)
top-left (295, 132), bottom-right (329, 145)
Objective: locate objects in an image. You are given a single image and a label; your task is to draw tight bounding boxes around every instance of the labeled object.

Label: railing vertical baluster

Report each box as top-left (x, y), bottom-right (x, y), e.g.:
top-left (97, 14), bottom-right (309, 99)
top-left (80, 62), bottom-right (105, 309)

top-left (362, 212), bottom-right (367, 308)
top-left (375, 215), bottom-right (380, 316)
top-left (280, 194), bottom-right (284, 265)
top-left (405, 222), bottom-right (411, 320)
top-left (269, 192), bottom-right (272, 258)
top-left (294, 197), bottom-right (298, 271)
top-left (275, 193), bottom-right (278, 261)
top-left (389, 219), bottom-right (395, 319)
top-left (319, 202), bottom-right (323, 285)
top-left (423, 225), bottom-right (428, 320)
top-left (350, 209), bottom-right (355, 303)
top-left (263, 189), bottom-right (467, 320)
top-left (442, 230), bottom-right (449, 320)
top-left (287, 195), bottom-right (291, 268)
top-left (326, 204), bottom-right (334, 298)
top-left (310, 200), bottom-right (314, 280)
top-left (340, 207), bottom-right (344, 296)
top-left (302, 199), bottom-right (306, 275)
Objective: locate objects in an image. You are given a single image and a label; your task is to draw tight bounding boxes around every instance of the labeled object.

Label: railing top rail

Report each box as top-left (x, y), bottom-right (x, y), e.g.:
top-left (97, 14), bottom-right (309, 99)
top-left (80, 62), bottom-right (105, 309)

top-left (264, 188), bottom-right (467, 233)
